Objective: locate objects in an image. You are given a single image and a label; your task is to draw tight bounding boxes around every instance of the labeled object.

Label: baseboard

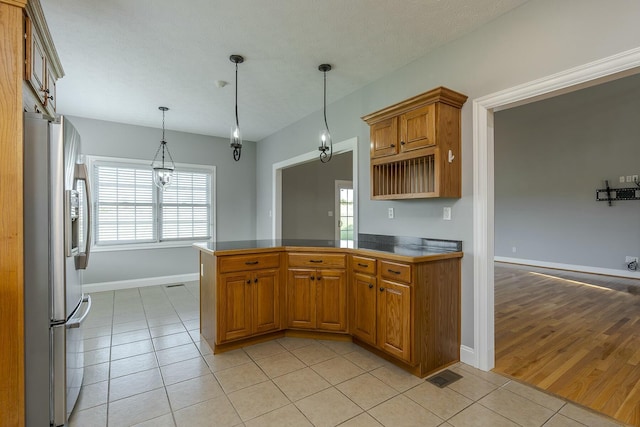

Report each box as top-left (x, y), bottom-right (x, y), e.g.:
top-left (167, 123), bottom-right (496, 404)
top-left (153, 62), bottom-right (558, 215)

top-left (83, 273), bottom-right (200, 293)
top-left (460, 345), bottom-right (476, 367)
top-left (494, 256), bottom-right (640, 280)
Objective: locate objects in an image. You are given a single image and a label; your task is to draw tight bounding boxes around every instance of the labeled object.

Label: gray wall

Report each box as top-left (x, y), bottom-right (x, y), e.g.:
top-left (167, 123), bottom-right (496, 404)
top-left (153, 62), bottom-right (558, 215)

top-left (282, 152), bottom-right (352, 240)
top-left (254, 0), bottom-right (640, 349)
top-left (69, 116), bottom-right (257, 284)
top-left (495, 74), bottom-right (640, 270)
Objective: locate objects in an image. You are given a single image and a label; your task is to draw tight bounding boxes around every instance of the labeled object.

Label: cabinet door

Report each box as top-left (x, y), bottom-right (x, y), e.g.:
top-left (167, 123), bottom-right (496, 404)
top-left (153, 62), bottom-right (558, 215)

top-left (370, 117), bottom-right (398, 158)
top-left (27, 20), bottom-right (46, 104)
top-left (253, 269), bottom-right (280, 334)
top-left (45, 67), bottom-right (56, 113)
top-left (378, 279), bottom-right (412, 362)
top-left (400, 104), bottom-right (435, 152)
top-left (316, 269), bottom-right (347, 332)
top-left (352, 273), bottom-right (376, 344)
top-left (287, 269), bottom-right (316, 329)
top-left (219, 273), bottom-right (252, 342)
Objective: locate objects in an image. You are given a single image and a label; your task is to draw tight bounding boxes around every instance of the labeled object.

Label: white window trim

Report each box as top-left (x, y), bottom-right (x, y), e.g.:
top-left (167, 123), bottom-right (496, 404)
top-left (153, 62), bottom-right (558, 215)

top-left (85, 155), bottom-right (216, 253)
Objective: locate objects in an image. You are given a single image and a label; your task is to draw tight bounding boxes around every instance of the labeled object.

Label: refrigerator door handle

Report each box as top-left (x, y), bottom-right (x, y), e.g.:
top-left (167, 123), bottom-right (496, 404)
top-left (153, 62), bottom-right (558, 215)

top-left (66, 295), bottom-right (91, 329)
top-left (75, 162), bottom-right (92, 270)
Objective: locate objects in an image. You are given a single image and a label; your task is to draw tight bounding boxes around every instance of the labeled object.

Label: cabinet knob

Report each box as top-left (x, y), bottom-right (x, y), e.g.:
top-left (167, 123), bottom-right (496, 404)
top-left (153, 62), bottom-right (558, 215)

top-left (368, 284), bottom-right (373, 289)
top-left (317, 276), bottom-right (322, 280)
top-left (390, 143), bottom-right (396, 148)
top-left (254, 278), bottom-right (258, 283)
top-left (246, 279), bottom-right (251, 284)
top-left (310, 276), bottom-right (315, 280)
top-left (400, 140), bottom-right (405, 145)
top-left (379, 287), bottom-right (384, 292)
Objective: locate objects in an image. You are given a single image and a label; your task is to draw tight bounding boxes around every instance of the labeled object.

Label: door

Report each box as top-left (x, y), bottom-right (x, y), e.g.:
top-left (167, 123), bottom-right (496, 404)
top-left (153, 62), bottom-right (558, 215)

top-left (219, 273), bottom-right (252, 341)
top-left (378, 279), bottom-right (412, 362)
top-left (352, 273), bottom-right (377, 344)
top-left (335, 181), bottom-right (354, 248)
top-left (253, 269), bottom-right (280, 334)
top-left (370, 117), bottom-right (398, 158)
top-left (400, 104), bottom-right (436, 152)
top-left (287, 269), bottom-right (316, 329)
top-left (316, 269), bottom-right (347, 331)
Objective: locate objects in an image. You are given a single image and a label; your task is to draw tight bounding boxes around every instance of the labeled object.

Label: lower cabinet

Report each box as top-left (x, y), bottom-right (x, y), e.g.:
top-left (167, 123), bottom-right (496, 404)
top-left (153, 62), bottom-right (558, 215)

top-left (219, 269), bottom-right (280, 342)
top-left (351, 272), bottom-right (377, 345)
top-left (377, 279), bottom-right (412, 362)
top-left (287, 268), bottom-right (347, 332)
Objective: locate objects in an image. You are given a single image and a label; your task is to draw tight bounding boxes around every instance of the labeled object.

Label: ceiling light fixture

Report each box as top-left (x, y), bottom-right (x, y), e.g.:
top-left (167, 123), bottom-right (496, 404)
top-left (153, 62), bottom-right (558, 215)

top-left (151, 106), bottom-right (175, 190)
top-left (318, 64), bottom-right (333, 163)
top-left (230, 54), bottom-right (244, 161)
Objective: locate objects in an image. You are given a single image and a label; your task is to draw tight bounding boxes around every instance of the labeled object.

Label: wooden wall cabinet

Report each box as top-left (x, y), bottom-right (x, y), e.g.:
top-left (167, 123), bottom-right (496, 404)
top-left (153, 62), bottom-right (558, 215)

top-left (362, 86), bottom-right (467, 199)
top-left (23, 1), bottom-right (63, 117)
top-left (287, 253), bottom-right (347, 332)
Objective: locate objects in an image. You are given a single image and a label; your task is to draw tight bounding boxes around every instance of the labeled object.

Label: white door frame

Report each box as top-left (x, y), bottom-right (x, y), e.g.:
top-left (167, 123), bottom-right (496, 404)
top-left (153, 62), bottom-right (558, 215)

top-left (272, 137), bottom-right (358, 240)
top-left (472, 47), bottom-right (640, 371)
top-left (334, 180), bottom-right (353, 241)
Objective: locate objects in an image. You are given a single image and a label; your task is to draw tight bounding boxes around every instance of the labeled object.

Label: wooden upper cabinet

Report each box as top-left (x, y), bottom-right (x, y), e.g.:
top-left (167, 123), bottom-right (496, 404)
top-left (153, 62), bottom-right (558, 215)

top-left (23, 1), bottom-right (64, 117)
top-left (370, 117), bottom-right (398, 158)
top-left (362, 87), bottom-right (467, 200)
top-left (400, 104), bottom-right (435, 152)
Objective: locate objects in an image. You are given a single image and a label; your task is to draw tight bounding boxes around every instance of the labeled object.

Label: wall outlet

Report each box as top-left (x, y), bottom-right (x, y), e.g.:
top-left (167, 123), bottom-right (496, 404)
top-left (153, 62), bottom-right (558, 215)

top-left (620, 176), bottom-right (625, 183)
top-left (626, 256), bottom-right (638, 264)
top-left (626, 176), bottom-right (633, 183)
top-left (328, 211), bottom-right (333, 217)
top-left (443, 207), bottom-right (451, 220)
top-left (512, 246), bottom-right (517, 253)
top-left (388, 208), bottom-right (394, 219)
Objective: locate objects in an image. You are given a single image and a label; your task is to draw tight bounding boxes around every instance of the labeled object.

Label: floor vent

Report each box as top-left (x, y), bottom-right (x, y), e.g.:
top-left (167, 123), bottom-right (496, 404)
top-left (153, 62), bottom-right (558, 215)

top-left (426, 369), bottom-right (463, 388)
top-left (166, 284), bottom-right (185, 288)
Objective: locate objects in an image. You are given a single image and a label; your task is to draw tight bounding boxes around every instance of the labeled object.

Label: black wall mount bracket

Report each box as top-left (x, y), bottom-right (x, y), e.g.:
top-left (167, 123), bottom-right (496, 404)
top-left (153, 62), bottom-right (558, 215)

top-left (596, 180), bottom-right (640, 206)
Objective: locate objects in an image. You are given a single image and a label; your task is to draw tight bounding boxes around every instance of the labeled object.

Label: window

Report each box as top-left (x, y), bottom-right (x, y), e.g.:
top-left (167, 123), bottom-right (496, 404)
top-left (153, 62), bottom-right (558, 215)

top-left (90, 157), bottom-right (214, 249)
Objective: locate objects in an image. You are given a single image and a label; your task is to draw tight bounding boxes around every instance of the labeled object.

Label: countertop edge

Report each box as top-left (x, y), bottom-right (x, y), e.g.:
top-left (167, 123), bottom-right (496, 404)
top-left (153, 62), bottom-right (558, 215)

top-left (193, 243), bottom-right (463, 263)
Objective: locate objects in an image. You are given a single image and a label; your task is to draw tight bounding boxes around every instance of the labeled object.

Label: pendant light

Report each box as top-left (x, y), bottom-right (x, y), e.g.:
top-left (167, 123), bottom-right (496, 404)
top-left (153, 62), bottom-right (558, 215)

top-left (151, 106), bottom-right (175, 190)
top-left (230, 54), bottom-right (244, 161)
top-left (318, 64), bottom-right (332, 163)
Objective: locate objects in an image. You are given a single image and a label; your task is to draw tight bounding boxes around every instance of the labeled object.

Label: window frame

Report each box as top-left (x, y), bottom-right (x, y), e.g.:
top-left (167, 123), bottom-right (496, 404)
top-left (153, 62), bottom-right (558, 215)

top-left (86, 155), bottom-right (216, 252)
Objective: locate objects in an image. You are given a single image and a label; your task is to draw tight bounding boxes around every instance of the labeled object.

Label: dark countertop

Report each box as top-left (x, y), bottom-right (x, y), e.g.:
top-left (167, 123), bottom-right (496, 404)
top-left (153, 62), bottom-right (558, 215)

top-left (194, 234), bottom-right (463, 262)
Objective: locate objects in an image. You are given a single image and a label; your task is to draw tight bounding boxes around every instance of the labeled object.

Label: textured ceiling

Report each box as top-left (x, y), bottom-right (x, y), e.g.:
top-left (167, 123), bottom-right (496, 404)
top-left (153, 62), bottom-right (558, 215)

top-left (41, 0), bottom-right (528, 141)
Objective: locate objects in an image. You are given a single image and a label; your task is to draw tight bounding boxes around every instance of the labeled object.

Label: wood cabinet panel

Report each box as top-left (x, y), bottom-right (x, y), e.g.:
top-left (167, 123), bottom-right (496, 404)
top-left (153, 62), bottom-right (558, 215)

top-left (287, 269), bottom-right (316, 329)
top-left (219, 252), bottom-right (280, 273)
top-left (352, 272), bottom-right (377, 345)
top-left (288, 253), bottom-right (346, 268)
top-left (400, 104), bottom-right (435, 152)
top-left (219, 273), bottom-right (252, 341)
top-left (26, 17), bottom-right (46, 104)
top-left (380, 260), bottom-right (412, 283)
top-left (378, 279), bottom-right (412, 362)
top-left (253, 269), bottom-right (280, 334)
top-left (316, 269), bottom-right (347, 332)
top-left (370, 117), bottom-right (398, 158)
top-left (352, 255), bottom-right (376, 275)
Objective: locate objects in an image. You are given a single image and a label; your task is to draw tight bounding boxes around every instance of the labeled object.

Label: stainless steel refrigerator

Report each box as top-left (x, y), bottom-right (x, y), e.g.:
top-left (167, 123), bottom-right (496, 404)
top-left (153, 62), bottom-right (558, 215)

top-left (24, 113), bottom-right (92, 426)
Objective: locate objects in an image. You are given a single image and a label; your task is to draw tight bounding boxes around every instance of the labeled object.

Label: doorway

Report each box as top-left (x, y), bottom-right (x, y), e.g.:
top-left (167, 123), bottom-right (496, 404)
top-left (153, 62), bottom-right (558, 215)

top-left (272, 137), bottom-right (358, 240)
top-left (472, 47), bottom-right (640, 373)
top-left (335, 180), bottom-right (354, 247)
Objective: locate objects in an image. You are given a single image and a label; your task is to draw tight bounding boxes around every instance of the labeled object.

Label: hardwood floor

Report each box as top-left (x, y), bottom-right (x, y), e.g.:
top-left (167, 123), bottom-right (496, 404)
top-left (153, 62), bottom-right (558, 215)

top-left (494, 262), bottom-right (640, 426)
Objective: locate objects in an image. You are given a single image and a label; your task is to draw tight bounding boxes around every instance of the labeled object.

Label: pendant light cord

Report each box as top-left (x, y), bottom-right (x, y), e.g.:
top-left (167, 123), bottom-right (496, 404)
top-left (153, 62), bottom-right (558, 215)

top-left (320, 68), bottom-right (333, 163)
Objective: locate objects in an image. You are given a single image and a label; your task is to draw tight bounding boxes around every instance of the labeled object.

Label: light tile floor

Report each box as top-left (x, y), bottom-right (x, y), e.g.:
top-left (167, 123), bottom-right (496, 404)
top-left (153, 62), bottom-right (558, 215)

top-left (70, 283), bottom-right (627, 427)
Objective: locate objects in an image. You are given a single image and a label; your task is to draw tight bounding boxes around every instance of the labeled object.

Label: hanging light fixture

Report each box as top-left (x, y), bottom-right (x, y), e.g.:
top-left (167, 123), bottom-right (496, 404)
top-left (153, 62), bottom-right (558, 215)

top-left (230, 54), bottom-right (244, 161)
top-left (151, 106), bottom-right (176, 190)
top-left (318, 64), bottom-right (332, 163)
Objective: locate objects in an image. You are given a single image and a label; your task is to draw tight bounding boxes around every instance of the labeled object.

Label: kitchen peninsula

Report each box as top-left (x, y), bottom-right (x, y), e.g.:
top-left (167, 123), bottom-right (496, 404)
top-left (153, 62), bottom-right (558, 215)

top-left (194, 235), bottom-right (462, 377)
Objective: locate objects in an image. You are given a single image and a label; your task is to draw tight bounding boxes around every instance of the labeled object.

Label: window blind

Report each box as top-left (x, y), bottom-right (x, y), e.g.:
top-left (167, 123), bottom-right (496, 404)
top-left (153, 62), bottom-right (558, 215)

top-left (92, 159), bottom-right (213, 247)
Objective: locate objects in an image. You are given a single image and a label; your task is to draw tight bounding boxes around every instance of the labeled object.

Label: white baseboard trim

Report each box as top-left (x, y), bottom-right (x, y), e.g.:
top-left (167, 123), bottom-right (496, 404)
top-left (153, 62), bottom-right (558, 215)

top-left (494, 257), bottom-right (640, 280)
top-left (460, 345), bottom-right (476, 367)
top-left (83, 273), bottom-right (200, 293)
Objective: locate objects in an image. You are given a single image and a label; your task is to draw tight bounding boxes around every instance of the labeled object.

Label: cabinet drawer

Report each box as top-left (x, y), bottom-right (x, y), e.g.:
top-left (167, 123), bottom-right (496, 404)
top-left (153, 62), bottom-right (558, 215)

top-left (352, 255), bottom-right (376, 275)
top-left (219, 253), bottom-right (280, 273)
top-left (288, 253), bottom-right (346, 269)
top-left (380, 260), bottom-right (412, 284)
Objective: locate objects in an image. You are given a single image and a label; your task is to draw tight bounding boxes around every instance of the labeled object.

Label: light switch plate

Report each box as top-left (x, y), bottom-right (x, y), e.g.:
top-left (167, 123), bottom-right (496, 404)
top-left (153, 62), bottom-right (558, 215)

top-left (443, 207), bottom-right (451, 220)
top-left (388, 208), bottom-right (394, 219)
